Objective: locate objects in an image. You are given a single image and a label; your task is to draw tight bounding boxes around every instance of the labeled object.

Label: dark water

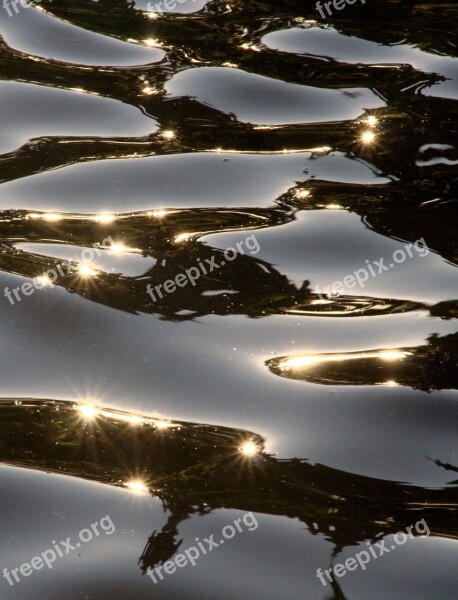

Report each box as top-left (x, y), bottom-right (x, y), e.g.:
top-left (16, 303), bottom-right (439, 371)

top-left (0, 1), bottom-right (457, 598)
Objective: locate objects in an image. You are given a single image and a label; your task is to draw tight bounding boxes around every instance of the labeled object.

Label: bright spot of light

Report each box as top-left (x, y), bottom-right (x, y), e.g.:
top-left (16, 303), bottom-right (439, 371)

top-left (94, 214), bottom-right (116, 223)
top-left (35, 275), bottom-right (53, 287)
top-left (78, 264), bottom-right (97, 278)
top-left (382, 380), bottom-right (398, 387)
top-left (295, 190), bottom-right (310, 199)
top-left (145, 38), bottom-right (161, 47)
top-left (365, 115), bottom-right (378, 127)
top-left (240, 442), bottom-right (258, 456)
top-left (142, 85), bottom-right (158, 95)
top-left (148, 209), bottom-right (169, 219)
top-left (146, 11), bottom-right (159, 19)
top-left (175, 233), bottom-right (191, 243)
top-left (161, 130), bottom-right (175, 140)
top-left (326, 204), bottom-right (343, 210)
top-left (109, 242), bottom-right (127, 254)
top-left (77, 405), bottom-right (99, 420)
top-left (361, 131), bottom-right (376, 144)
top-left (125, 480), bottom-right (149, 495)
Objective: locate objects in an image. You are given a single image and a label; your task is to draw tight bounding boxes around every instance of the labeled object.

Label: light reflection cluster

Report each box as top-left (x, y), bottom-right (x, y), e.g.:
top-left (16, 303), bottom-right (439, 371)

top-left (75, 404), bottom-right (177, 430)
top-left (360, 115), bottom-right (379, 144)
top-left (74, 404), bottom-right (181, 496)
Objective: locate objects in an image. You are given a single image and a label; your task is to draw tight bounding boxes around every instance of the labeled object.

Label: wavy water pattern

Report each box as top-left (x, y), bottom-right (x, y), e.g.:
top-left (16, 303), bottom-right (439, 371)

top-left (0, 1), bottom-right (457, 599)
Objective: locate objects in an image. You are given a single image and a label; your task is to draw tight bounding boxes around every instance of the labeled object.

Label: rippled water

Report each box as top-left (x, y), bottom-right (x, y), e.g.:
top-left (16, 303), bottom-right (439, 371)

top-left (0, 1), bottom-right (457, 598)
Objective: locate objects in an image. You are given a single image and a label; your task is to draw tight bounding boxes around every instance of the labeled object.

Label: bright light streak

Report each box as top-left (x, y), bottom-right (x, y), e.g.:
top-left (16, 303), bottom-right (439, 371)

top-left (378, 351), bottom-right (407, 361)
top-left (29, 213), bottom-right (63, 222)
top-left (99, 410), bottom-right (143, 425)
top-left (155, 420), bottom-right (176, 429)
top-left (94, 214), bottom-right (116, 223)
top-left (310, 146), bottom-right (332, 153)
top-left (279, 350), bottom-right (409, 370)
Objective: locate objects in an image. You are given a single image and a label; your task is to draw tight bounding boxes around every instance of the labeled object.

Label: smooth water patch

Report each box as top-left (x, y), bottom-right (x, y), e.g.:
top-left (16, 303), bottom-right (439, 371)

top-left (0, 151), bottom-right (390, 212)
top-left (0, 5), bottom-right (165, 65)
top-left (0, 81), bottom-right (157, 155)
top-left (166, 67), bottom-right (386, 124)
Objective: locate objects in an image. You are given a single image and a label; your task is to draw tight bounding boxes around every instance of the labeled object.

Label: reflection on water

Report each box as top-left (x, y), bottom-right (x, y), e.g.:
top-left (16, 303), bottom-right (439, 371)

top-left (1, 208), bottom-right (446, 320)
top-left (0, 0), bottom-right (457, 598)
top-left (0, 398), bottom-right (456, 578)
top-left (267, 333), bottom-right (458, 390)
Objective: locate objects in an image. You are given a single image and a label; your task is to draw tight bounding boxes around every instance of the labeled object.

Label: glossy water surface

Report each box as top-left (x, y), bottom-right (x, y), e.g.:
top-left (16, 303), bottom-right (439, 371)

top-left (0, 1), bottom-right (457, 598)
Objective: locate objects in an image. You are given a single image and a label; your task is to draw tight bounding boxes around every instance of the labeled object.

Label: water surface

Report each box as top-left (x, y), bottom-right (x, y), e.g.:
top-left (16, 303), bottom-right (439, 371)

top-left (0, 1), bottom-right (457, 598)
